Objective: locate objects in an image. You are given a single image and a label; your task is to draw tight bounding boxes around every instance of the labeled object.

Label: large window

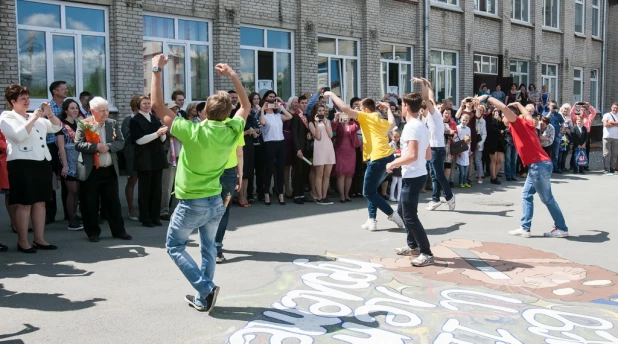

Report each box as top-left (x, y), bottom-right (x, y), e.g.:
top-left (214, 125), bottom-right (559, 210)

top-left (143, 15), bottom-right (211, 102)
top-left (575, 0), bottom-right (585, 34)
top-left (573, 68), bottom-right (583, 103)
top-left (430, 50), bottom-right (458, 103)
top-left (590, 69), bottom-right (598, 109)
top-left (317, 35), bottom-right (360, 102)
top-left (475, 0), bottom-right (497, 15)
top-left (592, 0), bottom-right (601, 38)
top-left (240, 26), bottom-right (293, 100)
top-left (512, 0), bottom-right (530, 22)
top-left (380, 44), bottom-right (413, 97)
top-left (510, 60), bottom-right (529, 87)
top-left (432, 0), bottom-right (458, 6)
top-left (16, 0), bottom-right (109, 100)
top-left (542, 63), bottom-right (559, 102)
top-left (473, 54), bottom-right (498, 75)
top-left (543, 0), bottom-right (559, 29)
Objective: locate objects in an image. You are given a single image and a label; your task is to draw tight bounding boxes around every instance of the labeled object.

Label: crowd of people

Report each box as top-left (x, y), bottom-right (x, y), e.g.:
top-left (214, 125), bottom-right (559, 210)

top-left (1, 54), bottom-right (618, 312)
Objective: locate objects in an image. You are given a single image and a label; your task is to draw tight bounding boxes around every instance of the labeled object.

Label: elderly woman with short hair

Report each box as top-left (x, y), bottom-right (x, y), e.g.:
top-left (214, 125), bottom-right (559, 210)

top-left (0, 84), bottom-right (62, 253)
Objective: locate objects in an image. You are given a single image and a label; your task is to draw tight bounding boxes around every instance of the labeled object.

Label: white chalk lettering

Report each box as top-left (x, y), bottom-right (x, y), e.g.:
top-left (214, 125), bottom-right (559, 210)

top-left (261, 303), bottom-right (342, 335)
top-left (440, 289), bottom-right (521, 313)
top-left (438, 319), bottom-right (523, 344)
top-left (227, 324), bottom-right (313, 344)
top-left (522, 309), bottom-right (614, 332)
top-left (301, 272), bottom-right (373, 289)
top-left (528, 326), bottom-right (618, 343)
top-left (355, 286), bottom-right (435, 326)
top-left (332, 322), bottom-right (412, 343)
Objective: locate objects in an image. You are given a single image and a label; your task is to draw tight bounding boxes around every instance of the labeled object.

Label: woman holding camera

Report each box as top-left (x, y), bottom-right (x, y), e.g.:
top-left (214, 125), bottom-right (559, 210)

top-left (1, 84), bottom-right (63, 253)
top-left (309, 104), bottom-right (335, 205)
top-left (332, 111), bottom-right (359, 203)
top-left (259, 91), bottom-right (293, 205)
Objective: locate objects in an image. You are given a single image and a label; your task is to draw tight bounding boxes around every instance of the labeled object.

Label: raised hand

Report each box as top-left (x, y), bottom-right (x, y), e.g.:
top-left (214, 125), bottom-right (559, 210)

top-left (152, 54), bottom-right (168, 68)
top-left (215, 63), bottom-right (236, 77)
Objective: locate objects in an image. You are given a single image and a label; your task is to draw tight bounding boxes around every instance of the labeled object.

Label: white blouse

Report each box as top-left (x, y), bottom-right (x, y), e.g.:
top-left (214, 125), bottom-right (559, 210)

top-left (0, 110), bottom-right (62, 161)
top-left (262, 113), bottom-right (284, 142)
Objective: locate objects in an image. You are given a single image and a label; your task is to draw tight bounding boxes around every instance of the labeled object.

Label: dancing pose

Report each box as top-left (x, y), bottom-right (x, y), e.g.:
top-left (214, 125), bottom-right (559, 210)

top-left (150, 54), bottom-right (250, 312)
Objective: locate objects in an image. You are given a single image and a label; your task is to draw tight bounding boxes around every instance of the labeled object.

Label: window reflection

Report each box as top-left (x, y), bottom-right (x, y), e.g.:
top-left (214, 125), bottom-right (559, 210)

top-left (17, 0), bottom-right (60, 28)
top-left (190, 45), bottom-right (209, 100)
top-left (18, 29), bottom-right (47, 98)
top-left (168, 45), bottom-right (186, 94)
top-left (66, 7), bottom-right (105, 32)
top-left (179, 20), bottom-right (208, 42)
top-left (240, 27), bottom-right (264, 47)
top-left (240, 49), bottom-right (255, 93)
top-left (143, 16), bottom-right (174, 39)
top-left (267, 30), bottom-right (290, 49)
top-left (82, 36), bottom-right (107, 96)
top-left (53, 35), bottom-right (76, 97)
top-left (143, 41), bottom-right (163, 95)
top-left (277, 52), bottom-right (291, 100)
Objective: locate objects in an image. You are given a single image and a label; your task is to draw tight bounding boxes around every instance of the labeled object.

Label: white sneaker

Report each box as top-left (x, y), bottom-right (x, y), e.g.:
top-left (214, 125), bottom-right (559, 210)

top-left (544, 228), bottom-right (569, 238)
top-left (411, 253), bottom-right (435, 267)
top-left (388, 212), bottom-right (405, 229)
top-left (389, 197), bottom-right (397, 202)
top-left (478, 179), bottom-right (483, 184)
top-left (425, 201), bottom-right (442, 211)
top-left (395, 246), bottom-right (420, 256)
top-left (361, 219), bottom-right (378, 231)
top-left (447, 194), bottom-right (456, 211)
top-left (509, 227), bottom-right (532, 238)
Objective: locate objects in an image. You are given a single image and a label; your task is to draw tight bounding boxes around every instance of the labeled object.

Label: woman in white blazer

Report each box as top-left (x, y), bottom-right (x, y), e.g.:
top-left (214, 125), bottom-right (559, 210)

top-left (0, 84), bottom-right (62, 253)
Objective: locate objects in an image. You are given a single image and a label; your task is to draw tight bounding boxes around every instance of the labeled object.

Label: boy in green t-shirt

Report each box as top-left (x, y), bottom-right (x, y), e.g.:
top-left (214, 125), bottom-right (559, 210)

top-left (150, 54), bottom-right (250, 313)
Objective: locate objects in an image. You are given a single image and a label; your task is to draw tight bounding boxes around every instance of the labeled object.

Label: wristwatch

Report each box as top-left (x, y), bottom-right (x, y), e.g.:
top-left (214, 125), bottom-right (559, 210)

top-left (152, 66), bottom-right (162, 73)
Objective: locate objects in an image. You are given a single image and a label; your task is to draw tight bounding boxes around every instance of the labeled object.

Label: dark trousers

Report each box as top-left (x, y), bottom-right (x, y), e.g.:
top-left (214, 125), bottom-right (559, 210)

top-left (215, 168), bottom-right (237, 253)
top-left (398, 175), bottom-right (432, 256)
top-left (45, 143), bottom-right (59, 221)
top-left (363, 155), bottom-right (395, 219)
top-left (79, 166), bottom-right (126, 238)
top-left (61, 178), bottom-right (68, 220)
top-left (558, 150), bottom-right (569, 171)
top-left (263, 140), bottom-right (286, 196)
top-left (351, 147), bottom-right (365, 196)
top-left (137, 169), bottom-right (163, 224)
top-left (250, 144), bottom-right (266, 198)
top-left (429, 147), bottom-right (453, 203)
top-left (293, 153), bottom-right (309, 198)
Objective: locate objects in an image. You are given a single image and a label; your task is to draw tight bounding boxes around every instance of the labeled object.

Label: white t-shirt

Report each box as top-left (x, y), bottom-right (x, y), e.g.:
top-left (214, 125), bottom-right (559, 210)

top-left (401, 117), bottom-right (430, 179)
top-left (426, 108), bottom-right (445, 148)
top-left (602, 112), bottom-right (618, 139)
top-left (456, 146), bottom-right (471, 166)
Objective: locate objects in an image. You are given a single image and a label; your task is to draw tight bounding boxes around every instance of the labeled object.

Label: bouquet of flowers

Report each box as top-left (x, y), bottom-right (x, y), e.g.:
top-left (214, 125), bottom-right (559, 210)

top-left (77, 119), bottom-right (101, 169)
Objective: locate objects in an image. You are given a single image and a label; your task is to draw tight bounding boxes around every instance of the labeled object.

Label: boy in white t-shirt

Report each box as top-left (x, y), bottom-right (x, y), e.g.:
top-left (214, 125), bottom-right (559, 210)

top-left (456, 135), bottom-right (472, 188)
top-left (386, 90), bottom-right (434, 267)
top-left (602, 102), bottom-right (618, 174)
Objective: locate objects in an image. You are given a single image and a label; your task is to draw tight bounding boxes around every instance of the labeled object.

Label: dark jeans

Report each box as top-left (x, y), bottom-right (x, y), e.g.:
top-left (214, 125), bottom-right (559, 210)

top-left (293, 153), bottom-right (309, 198)
top-left (558, 150), bottom-right (569, 171)
top-left (362, 155), bottom-right (394, 219)
top-left (398, 175), bottom-right (432, 256)
top-left (215, 168), bottom-right (237, 254)
top-left (137, 169), bottom-right (163, 224)
top-left (79, 166), bottom-right (127, 238)
top-left (250, 144), bottom-right (266, 198)
top-left (429, 147), bottom-right (453, 203)
top-left (552, 139), bottom-right (561, 171)
top-left (263, 140), bottom-right (286, 196)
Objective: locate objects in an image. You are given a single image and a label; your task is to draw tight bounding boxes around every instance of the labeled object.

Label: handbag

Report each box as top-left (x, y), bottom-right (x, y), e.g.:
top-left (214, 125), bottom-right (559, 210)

top-left (450, 136), bottom-right (469, 155)
top-left (575, 148), bottom-right (588, 167)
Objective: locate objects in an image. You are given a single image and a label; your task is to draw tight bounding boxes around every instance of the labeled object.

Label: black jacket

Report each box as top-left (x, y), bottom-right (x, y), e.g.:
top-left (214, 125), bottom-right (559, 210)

top-left (129, 113), bottom-right (167, 171)
top-left (571, 125), bottom-right (588, 147)
top-left (291, 113), bottom-right (308, 153)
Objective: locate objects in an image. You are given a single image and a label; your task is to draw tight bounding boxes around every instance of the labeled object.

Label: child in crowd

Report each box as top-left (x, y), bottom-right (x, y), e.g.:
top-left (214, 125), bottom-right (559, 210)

top-left (457, 135), bottom-right (472, 188)
top-left (558, 123), bottom-right (571, 172)
top-left (388, 129), bottom-right (402, 202)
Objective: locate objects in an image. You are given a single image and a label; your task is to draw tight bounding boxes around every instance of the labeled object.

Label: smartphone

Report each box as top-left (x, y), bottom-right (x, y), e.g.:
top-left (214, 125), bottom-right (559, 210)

top-left (267, 103), bottom-right (276, 109)
top-left (40, 102), bottom-right (47, 111)
top-left (465, 98), bottom-right (473, 103)
top-left (339, 114), bottom-right (348, 122)
top-left (576, 102), bottom-right (585, 106)
top-left (323, 87), bottom-right (330, 92)
top-left (317, 115), bottom-right (325, 121)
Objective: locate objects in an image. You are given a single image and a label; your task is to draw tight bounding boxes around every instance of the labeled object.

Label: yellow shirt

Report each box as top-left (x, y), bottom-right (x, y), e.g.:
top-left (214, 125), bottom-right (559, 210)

top-left (357, 111), bottom-right (394, 162)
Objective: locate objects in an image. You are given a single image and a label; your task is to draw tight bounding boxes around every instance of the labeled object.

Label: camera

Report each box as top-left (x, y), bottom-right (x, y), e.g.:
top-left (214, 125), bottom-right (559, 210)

top-left (339, 114), bottom-right (348, 122)
top-left (465, 98), bottom-right (473, 103)
top-left (576, 102), bottom-right (585, 106)
top-left (317, 115), bottom-right (325, 121)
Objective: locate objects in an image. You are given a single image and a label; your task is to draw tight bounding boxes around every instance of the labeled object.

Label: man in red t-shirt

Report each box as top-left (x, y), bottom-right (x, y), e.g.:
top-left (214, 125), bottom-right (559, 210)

top-left (477, 95), bottom-right (568, 238)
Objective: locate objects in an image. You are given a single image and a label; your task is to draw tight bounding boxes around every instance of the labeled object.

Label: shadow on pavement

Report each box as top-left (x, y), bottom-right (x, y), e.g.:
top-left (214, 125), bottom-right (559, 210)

top-left (0, 284), bottom-right (104, 312)
top-left (223, 249), bottom-right (328, 264)
top-left (0, 323), bottom-right (39, 343)
top-left (455, 209), bottom-right (514, 217)
top-left (565, 230), bottom-right (610, 243)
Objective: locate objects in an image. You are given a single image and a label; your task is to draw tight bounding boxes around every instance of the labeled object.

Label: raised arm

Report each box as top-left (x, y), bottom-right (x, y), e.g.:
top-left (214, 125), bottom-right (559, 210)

top-left (216, 64), bottom-right (250, 121)
top-left (377, 102), bottom-right (396, 129)
top-left (414, 78), bottom-right (436, 115)
top-left (478, 94), bottom-right (520, 123)
top-left (150, 55), bottom-right (176, 128)
top-left (279, 106), bottom-right (293, 121)
top-left (259, 107), bottom-right (266, 126)
top-left (324, 91), bottom-right (359, 119)
top-left (306, 90), bottom-right (322, 115)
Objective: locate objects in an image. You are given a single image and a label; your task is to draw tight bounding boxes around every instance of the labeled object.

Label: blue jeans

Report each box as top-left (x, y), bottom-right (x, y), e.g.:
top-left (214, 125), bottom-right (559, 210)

top-left (398, 175), bottom-right (432, 256)
top-left (215, 168), bottom-right (237, 254)
top-left (505, 144), bottom-right (518, 179)
top-left (520, 161), bottom-right (568, 232)
top-left (363, 155), bottom-right (394, 219)
top-left (166, 196), bottom-right (226, 302)
top-left (552, 139), bottom-right (561, 171)
top-left (429, 147), bottom-right (453, 202)
top-left (458, 165), bottom-right (468, 185)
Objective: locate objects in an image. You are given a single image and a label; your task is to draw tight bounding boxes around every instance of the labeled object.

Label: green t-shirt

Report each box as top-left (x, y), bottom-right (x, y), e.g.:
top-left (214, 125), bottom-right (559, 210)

top-left (171, 116), bottom-right (245, 199)
top-left (224, 120), bottom-right (245, 169)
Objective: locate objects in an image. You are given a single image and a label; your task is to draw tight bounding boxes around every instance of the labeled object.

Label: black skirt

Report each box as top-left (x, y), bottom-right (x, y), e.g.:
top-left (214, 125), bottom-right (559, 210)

top-left (8, 159), bottom-right (52, 205)
top-left (242, 138), bottom-right (255, 179)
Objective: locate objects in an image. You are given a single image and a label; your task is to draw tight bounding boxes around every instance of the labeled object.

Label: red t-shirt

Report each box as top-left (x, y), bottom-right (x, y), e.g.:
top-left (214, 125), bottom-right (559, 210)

top-left (510, 117), bottom-right (550, 166)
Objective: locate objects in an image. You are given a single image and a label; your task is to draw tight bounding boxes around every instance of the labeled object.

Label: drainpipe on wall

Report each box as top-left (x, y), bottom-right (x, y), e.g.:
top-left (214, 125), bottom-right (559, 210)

top-left (601, 0), bottom-right (608, 112)
top-left (424, 0), bottom-right (430, 77)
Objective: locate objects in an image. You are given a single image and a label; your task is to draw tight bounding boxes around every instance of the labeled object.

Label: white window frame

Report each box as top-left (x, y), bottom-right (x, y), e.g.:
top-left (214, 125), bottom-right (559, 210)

top-left (143, 12), bottom-right (213, 103)
top-left (575, 0), bottom-right (585, 35)
top-left (317, 34), bottom-right (361, 103)
top-left (509, 59), bottom-right (530, 87)
top-left (473, 54), bottom-right (499, 75)
top-left (16, 0), bottom-right (110, 107)
top-left (380, 44), bottom-right (414, 98)
top-left (590, 69), bottom-right (599, 109)
top-left (474, 0), bottom-right (498, 15)
top-left (573, 67), bottom-right (583, 103)
top-left (542, 63), bottom-right (559, 102)
top-left (511, 0), bottom-right (530, 23)
top-left (430, 49), bottom-right (459, 104)
top-left (543, 0), bottom-right (560, 29)
top-left (430, 0), bottom-right (460, 10)
top-left (592, 0), bottom-right (601, 38)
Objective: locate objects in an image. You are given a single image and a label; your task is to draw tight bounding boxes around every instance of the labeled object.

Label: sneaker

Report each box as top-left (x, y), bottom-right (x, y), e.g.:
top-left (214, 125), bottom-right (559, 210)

top-left (464, 183), bottom-right (471, 188)
top-left (459, 184), bottom-right (466, 188)
top-left (389, 197), bottom-right (397, 202)
top-left (205, 286), bottom-right (220, 313)
top-left (425, 201), bottom-right (442, 211)
top-left (388, 212), bottom-right (405, 229)
top-left (411, 253), bottom-right (435, 267)
top-left (478, 179), bottom-right (483, 184)
top-left (490, 178), bottom-right (501, 185)
top-left (68, 223), bottom-right (83, 231)
top-left (185, 295), bottom-right (208, 312)
top-left (216, 252), bottom-right (226, 264)
top-left (395, 246), bottom-right (420, 256)
top-left (360, 219), bottom-right (378, 231)
top-left (447, 194), bottom-right (456, 211)
top-left (317, 199), bottom-right (333, 205)
top-left (509, 227), bottom-right (532, 238)
top-left (544, 228), bottom-right (569, 238)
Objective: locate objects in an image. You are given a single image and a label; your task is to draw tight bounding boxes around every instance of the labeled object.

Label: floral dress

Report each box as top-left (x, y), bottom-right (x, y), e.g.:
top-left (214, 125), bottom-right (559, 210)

top-left (56, 119), bottom-right (79, 179)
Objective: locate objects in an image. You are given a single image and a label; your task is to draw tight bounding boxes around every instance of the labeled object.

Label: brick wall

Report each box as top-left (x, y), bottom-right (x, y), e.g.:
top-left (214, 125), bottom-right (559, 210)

top-left (0, 0), bottom-right (18, 106)
top-left (606, 0), bottom-right (618, 111)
